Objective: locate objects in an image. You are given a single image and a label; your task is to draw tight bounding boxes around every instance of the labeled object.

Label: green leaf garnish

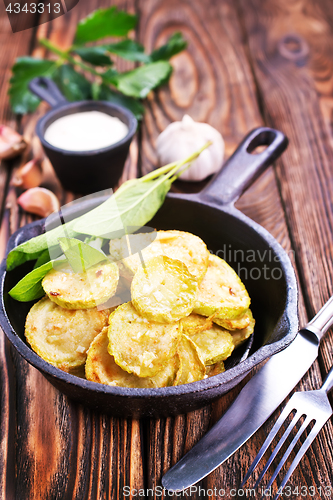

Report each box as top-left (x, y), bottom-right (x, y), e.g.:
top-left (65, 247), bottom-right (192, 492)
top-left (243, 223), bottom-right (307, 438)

top-left (98, 85), bottom-right (144, 120)
top-left (53, 64), bottom-right (92, 102)
top-left (110, 61), bottom-right (172, 98)
top-left (33, 249), bottom-right (51, 269)
top-left (6, 218), bottom-right (78, 271)
top-left (58, 237), bottom-right (107, 273)
top-left (8, 7), bottom-right (187, 118)
top-left (73, 143), bottom-right (210, 237)
top-left (8, 259), bottom-right (65, 302)
top-left (73, 177), bottom-right (173, 238)
top-left (73, 46), bottom-right (113, 66)
top-left (150, 33), bottom-right (187, 62)
top-left (8, 237), bottom-right (107, 301)
top-left (9, 57), bottom-right (57, 114)
top-left (75, 7), bottom-right (137, 44)
top-left (105, 40), bottom-right (150, 63)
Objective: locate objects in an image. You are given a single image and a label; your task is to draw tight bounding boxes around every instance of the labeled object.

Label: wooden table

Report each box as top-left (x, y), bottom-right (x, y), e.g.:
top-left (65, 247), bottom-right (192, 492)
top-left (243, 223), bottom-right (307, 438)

top-left (1, 0), bottom-right (333, 498)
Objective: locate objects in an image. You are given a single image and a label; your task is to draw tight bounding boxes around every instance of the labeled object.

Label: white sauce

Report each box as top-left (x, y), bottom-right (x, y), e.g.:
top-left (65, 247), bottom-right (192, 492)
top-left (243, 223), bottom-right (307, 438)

top-left (44, 111), bottom-right (129, 151)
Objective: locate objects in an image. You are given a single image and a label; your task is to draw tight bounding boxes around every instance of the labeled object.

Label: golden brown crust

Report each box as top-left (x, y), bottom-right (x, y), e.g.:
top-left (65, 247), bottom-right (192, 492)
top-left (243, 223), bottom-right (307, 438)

top-left (86, 327), bottom-right (180, 388)
top-left (131, 255), bottom-right (198, 323)
top-left (107, 302), bottom-right (181, 378)
top-left (110, 230), bottom-right (209, 283)
top-left (193, 254), bottom-right (250, 320)
top-left (42, 261), bottom-right (119, 309)
top-left (176, 335), bottom-right (206, 385)
top-left (25, 297), bottom-right (110, 372)
top-left (190, 325), bottom-right (234, 365)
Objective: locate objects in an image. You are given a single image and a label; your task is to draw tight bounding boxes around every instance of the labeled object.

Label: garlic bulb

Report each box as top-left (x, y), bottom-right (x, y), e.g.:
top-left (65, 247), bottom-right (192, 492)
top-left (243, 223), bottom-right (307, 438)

top-left (156, 115), bottom-right (224, 182)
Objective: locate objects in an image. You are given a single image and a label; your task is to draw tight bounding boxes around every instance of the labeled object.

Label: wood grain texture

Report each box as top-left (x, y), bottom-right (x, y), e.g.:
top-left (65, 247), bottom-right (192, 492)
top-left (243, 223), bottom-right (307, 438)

top-left (0, 0), bottom-right (39, 229)
top-left (137, 0), bottom-right (310, 497)
top-left (0, 2), bottom-right (142, 499)
top-left (138, 0), bottom-right (263, 175)
top-left (1, 0), bottom-right (332, 498)
top-left (238, 0), bottom-right (333, 324)
top-left (237, 0), bottom-right (333, 493)
top-left (0, 4), bottom-right (40, 499)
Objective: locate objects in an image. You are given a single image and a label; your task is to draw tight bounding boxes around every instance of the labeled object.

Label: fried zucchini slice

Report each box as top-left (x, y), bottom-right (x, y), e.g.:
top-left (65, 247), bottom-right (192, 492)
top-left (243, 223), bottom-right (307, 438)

top-left (205, 361), bottom-right (225, 377)
top-left (42, 261), bottom-right (119, 310)
top-left (86, 328), bottom-right (180, 388)
top-left (131, 256), bottom-right (198, 323)
top-left (230, 310), bottom-right (255, 348)
top-left (150, 353), bottom-right (181, 388)
top-left (107, 302), bottom-right (181, 377)
top-left (25, 297), bottom-right (110, 372)
top-left (193, 254), bottom-right (250, 320)
top-left (110, 230), bottom-right (209, 283)
top-left (190, 325), bottom-right (234, 365)
top-left (176, 335), bottom-right (206, 385)
top-left (180, 313), bottom-right (213, 335)
top-left (213, 309), bottom-right (251, 330)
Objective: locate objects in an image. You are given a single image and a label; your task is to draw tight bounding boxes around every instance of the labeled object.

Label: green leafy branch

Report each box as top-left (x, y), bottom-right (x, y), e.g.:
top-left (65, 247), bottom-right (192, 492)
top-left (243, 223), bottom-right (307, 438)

top-left (9, 6), bottom-right (187, 119)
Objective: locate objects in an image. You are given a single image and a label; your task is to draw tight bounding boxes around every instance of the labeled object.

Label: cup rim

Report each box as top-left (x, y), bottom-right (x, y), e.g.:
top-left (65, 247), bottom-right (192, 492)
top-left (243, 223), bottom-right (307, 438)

top-left (36, 100), bottom-right (138, 156)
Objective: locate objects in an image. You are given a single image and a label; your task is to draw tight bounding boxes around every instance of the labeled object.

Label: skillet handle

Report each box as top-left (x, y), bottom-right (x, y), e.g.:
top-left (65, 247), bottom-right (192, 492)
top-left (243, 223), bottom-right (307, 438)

top-left (29, 77), bottom-right (68, 108)
top-left (200, 127), bottom-right (288, 205)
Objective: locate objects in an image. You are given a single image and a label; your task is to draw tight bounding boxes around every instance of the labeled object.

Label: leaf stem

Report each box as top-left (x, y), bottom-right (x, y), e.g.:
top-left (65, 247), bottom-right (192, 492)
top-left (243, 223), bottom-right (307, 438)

top-left (170, 163), bottom-right (192, 182)
top-left (40, 38), bottom-right (111, 82)
top-left (139, 161), bottom-right (178, 182)
top-left (39, 38), bottom-right (68, 58)
top-left (67, 55), bottom-right (102, 78)
top-left (165, 141), bottom-right (212, 180)
top-left (139, 141), bottom-right (212, 185)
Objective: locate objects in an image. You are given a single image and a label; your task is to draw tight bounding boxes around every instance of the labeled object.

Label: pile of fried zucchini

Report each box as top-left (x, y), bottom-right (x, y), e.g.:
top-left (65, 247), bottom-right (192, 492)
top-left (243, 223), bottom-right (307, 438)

top-left (25, 230), bottom-right (255, 387)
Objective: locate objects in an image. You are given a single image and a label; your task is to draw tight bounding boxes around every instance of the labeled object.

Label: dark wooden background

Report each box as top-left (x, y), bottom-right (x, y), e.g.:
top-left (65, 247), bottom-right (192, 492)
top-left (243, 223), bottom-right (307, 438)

top-left (0, 0), bottom-right (333, 498)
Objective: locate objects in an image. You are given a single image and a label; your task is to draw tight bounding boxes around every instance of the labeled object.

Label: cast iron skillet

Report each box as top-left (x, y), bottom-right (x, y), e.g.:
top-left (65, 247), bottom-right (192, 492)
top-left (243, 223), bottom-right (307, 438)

top-left (29, 77), bottom-right (138, 194)
top-left (0, 127), bottom-right (298, 418)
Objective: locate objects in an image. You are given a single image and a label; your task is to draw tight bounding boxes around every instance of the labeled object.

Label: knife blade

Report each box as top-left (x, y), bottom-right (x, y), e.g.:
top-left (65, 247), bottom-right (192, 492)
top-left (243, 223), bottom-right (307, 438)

top-left (162, 296), bottom-right (333, 492)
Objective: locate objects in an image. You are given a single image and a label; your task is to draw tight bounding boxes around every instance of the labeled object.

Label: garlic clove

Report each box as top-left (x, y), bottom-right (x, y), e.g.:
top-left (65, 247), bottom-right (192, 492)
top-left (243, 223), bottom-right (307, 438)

top-left (0, 125), bottom-right (27, 160)
top-left (17, 187), bottom-right (60, 218)
top-left (156, 115), bottom-right (225, 182)
top-left (12, 159), bottom-right (43, 189)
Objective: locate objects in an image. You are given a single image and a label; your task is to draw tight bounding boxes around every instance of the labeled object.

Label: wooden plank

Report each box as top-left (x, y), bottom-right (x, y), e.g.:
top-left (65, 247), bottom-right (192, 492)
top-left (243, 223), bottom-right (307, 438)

top-left (137, 0), bottom-right (309, 497)
top-left (237, 0), bottom-right (333, 493)
top-left (139, 0), bottom-right (263, 175)
top-left (0, 4), bottom-right (37, 123)
top-left (146, 409), bottom-right (211, 500)
top-left (0, 1), bottom-right (38, 221)
top-left (0, 1), bottom-right (143, 499)
top-left (238, 0), bottom-right (333, 333)
top-left (2, 0), bottom-right (331, 498)
top-left (0, 4), bottom-right (43, 499)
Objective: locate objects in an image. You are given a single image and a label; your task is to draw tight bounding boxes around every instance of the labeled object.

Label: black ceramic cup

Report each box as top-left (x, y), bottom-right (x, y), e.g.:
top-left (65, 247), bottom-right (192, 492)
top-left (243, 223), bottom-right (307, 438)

top-left (29, 77), bottom-right (138, 194)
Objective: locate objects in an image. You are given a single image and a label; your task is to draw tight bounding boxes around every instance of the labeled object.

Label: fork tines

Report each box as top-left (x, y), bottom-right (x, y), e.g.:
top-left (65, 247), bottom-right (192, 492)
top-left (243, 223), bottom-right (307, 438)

top-left (240, 394), bottom-right (327, 500)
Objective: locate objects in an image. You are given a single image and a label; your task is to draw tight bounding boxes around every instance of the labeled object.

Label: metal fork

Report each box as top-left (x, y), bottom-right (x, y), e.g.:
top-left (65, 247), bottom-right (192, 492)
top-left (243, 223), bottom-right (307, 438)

top-left (240, 364), bottom-right (333, 500)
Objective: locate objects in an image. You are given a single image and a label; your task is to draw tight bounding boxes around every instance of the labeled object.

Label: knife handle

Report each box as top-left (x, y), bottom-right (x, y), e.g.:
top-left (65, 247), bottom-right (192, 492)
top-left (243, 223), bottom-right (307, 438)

top-left (305, 296), bottom-right (333, 341)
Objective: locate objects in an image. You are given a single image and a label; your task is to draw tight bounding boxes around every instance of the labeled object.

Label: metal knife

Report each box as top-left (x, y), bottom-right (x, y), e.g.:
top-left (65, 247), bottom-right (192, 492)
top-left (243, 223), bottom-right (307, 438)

top-left (162, 296), bottom-right (333, 492)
